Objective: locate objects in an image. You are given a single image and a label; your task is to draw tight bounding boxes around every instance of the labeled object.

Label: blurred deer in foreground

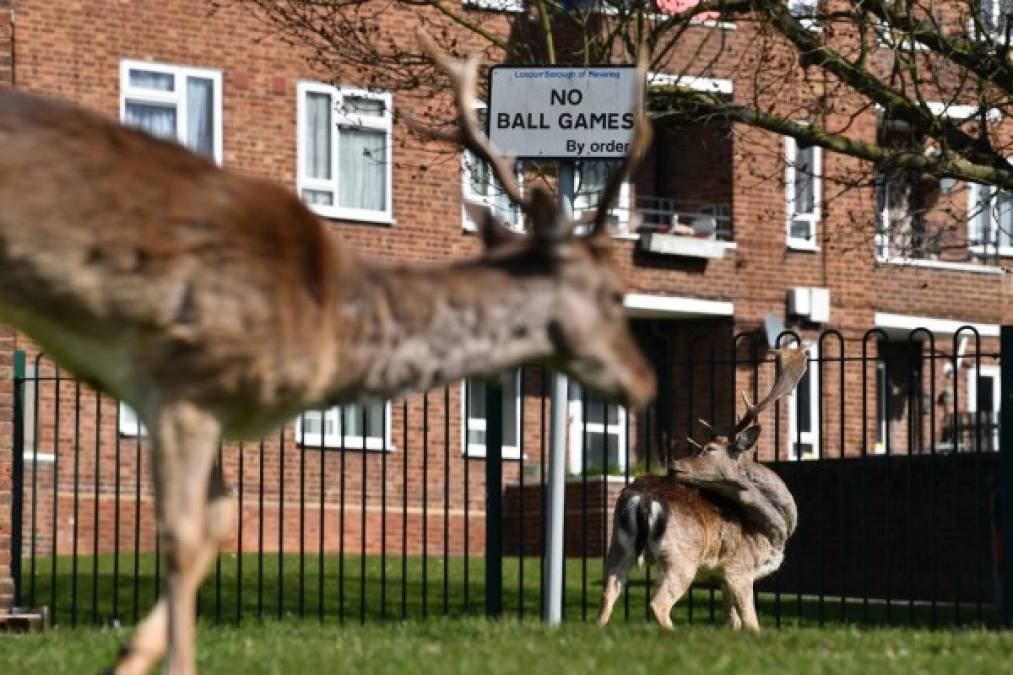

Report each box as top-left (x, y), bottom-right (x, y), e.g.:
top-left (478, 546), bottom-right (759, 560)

top-left (598, 348), bottom-right (808, 631)
top-left (0, 29), bottom-right (654, 674)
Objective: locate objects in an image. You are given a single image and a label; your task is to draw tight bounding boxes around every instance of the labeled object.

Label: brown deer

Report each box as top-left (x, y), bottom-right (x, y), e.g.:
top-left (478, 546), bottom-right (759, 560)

top-left (597, 348), bottom-right (808, 631)
top-left (0, 31), bottom-right (654, 675)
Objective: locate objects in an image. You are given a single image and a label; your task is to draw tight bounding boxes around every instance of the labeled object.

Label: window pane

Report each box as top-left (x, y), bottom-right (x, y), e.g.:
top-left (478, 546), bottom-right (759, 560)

top-left (344, 96), bottom-right (385, 116)
top-left (301, 412), bottom-right (322, 436)
top-left (875, 362), bottom-right (886, 444)
top-left (305, 93), bottom-right (332, 179)
top-left (970, 184), bottom-right (992, 245)
top-left (338, 127), bottom-right (387, 212)
top-left (125, 102), bottom-right (177, 141)
top-left (129, 69), bottom-right (174, 91)
top-left (467, 380), bottom-right (487, 420)
top-left (22, 365), bottom-right (36, 453)
top-left (790, 218), bottom-right (813, 240)
top-left (185, 77), bottom-right (215, 159)
top-left (503, 376), bottom-right (518, 447)
top-left (302, 190), bottom-right (334, 206)
top-left (794, 145), bottom-right (815, 214)
top-left (342, 402), bottom-right (384, 440)
top-left (586, 433), bottom-right (620, 470)
top-left (978, 375), bottom-right (996, 413)
top-left (795, 368), bottom-right (811, 434)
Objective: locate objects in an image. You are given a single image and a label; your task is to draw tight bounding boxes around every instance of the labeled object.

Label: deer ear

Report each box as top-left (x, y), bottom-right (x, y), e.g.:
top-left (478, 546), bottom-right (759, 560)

top-left (465, 201), bottom-right (521, 250)
top-left (728, 425), bottom-right (761, 457)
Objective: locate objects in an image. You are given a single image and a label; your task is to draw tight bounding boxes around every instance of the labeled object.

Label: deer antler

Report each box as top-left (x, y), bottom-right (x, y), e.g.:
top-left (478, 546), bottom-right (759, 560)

top-left (592, 46), bottom-right (653, 236)
top-left (411, 28), bottom-right (530, 213)
top-left (731, 346), bottom-right (810, 436)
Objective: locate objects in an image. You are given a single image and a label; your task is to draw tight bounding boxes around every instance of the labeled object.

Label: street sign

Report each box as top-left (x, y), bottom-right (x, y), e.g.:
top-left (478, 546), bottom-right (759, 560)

top-left (488, 65), bottom-right (640, 159)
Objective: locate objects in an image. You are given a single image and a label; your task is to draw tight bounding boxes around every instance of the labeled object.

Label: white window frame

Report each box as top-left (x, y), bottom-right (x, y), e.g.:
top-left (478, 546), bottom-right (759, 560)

top-left (464, 0), bottom-right (524, 12)
top-left (572, 160), bottom-right (632, 233)
top-left (787, 343), bottom-right (819, 460)
top-left (968, 181), bottom-right (1013, 257)
top-left (967, 364), bottom-right (1001, 448)
top-left (119, 402), bottom-right (147, 438)
top-left (119, 59), bottom-right (223, 165)
top-left (295, 402), bottom-right (394, 452)
top-left (785, 134), bottom-right (822, 251)
top-left (296, 82), bottom-right (394, 224)
top-left (567, 389), bottom-right (627, 475)
top-left (461, 373), bottom-right (523, 460)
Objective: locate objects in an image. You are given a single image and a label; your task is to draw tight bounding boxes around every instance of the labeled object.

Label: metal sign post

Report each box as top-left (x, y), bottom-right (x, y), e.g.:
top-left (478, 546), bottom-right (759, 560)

top-left (487, 64), bottom-right (641, 625)
top-left (543, 163), bottom-right (575, 625)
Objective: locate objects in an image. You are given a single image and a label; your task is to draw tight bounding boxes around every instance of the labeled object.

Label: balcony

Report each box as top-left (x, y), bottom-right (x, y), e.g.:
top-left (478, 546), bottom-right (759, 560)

top-left (606, 195), bottom-right (733, 260)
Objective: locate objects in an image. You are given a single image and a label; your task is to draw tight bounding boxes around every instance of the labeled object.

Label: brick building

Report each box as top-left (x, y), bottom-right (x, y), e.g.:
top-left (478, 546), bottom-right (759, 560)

top-left (0, 0), bottom-right (1009, 612)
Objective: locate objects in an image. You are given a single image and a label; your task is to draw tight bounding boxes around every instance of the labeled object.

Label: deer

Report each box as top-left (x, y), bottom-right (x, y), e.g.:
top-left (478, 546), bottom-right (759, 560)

top-left (0, 29), bottom-right (655, 675)
top-left (597, 347), bottom-right (808, 632)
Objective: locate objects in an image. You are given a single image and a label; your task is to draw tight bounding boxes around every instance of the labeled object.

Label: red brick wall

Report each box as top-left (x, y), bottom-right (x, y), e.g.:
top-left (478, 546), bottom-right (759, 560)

top-left (0, 0), bottom-right (12, 614)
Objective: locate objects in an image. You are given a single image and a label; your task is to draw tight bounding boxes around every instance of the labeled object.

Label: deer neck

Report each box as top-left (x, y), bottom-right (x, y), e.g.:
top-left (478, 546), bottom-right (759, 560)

top-left (325, 256), bottom-right (559, 403)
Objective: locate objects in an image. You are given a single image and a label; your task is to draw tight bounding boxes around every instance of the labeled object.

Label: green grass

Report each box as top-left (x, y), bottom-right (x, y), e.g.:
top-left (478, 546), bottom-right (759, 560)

top-left (18, 552), bottom-right (1000, 629)
top-left (3, 619), bottom-right (1013, 674)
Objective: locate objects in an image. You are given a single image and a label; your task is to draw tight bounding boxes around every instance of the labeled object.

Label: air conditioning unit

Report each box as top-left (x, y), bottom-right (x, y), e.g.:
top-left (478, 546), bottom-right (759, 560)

top-left (788, 287), bottom-right (830, 323)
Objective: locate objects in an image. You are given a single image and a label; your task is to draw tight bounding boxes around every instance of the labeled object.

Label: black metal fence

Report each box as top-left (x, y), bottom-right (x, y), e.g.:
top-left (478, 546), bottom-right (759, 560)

top-left (8, 324), bottom-right (1008, 628)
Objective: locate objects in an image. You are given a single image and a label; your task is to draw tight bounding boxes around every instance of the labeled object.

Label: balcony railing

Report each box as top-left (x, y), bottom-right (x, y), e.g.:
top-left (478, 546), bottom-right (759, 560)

top-left (596, 195), bottom-right (733, 242)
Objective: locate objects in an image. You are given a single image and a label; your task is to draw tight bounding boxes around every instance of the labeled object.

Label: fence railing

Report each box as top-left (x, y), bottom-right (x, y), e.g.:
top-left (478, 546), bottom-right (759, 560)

top-left (9, 325), bottom-right (1007, 628)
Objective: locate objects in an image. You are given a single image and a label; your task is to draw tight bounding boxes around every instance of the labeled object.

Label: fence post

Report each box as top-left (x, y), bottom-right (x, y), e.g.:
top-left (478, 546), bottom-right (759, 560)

top-left (485, 380), bottom-right (503, 617)
top-left (1000, 326), bottom-right (1013, 627)
top-left (11, 350), bottom-right (24, 608)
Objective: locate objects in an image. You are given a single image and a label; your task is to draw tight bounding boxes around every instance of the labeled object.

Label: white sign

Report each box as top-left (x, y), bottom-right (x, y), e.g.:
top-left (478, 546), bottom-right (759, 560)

top-left (488, 66), bottom-right (640, 159)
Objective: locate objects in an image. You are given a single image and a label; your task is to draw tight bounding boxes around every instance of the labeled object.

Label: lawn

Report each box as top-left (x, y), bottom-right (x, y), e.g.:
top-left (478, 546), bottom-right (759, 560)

top-left (18, 552), bottom-right (999, 629)
top-left (2, 619), bottom-right (1013, 674)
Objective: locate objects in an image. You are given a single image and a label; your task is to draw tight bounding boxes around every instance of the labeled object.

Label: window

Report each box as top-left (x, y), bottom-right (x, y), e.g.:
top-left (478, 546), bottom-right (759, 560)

top-left (573, 161), bottom-right (631, 233)
top-left (120, 60), bottom-right (222, 164)
top-left (462, 373), bottom-right (522, 459)
top-left (787, 343), bottom-right (818, 460)
top-left (974, 0), bottom-right (1013, 40)
top-left (969, 183), bottom-right (1013, 255)
top-left (568, 383), bottom-right (627, 474)
top-left (19, 364), bottom-right (39, 460)
top-left (785, 136), bottom-right (821, 249)
top-left (788, 0), bottom-right (819, 28)
top-left (968, 365), bottom-right (1000, 451)
top-left (296, 402), bottom-right (392, 451)
top-left (464, 0), bottom-right (524, 12)
top-left (119, 402), bottom-right (147, 438)
top-left (297, 83), bottom-right (393, 223)
top-left (875, 359), bottom-right (888, 453)
top-left (875, 170), bottom-right (933, 259)
top-left (463, 107), bottom-right (521, 231)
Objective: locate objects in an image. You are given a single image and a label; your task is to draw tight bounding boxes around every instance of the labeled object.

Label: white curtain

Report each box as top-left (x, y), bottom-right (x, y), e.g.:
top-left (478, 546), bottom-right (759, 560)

top-left (304, 93), bottom-right (332, 179)
top-left (124, 102), bottom-right (177, 141)
top-left (186, 77), bottom-right (215, 159)
top-left (997, 190), bottom-right (1013, 248)
top-left (338, 127), bottom-right (386, 211)
top-left (128, 69), bottom-right (174, 91)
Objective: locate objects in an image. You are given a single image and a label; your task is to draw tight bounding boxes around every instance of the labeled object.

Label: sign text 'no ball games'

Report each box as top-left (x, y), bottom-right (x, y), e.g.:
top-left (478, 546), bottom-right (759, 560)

top-left (488, 66), bottom-right (641, 159)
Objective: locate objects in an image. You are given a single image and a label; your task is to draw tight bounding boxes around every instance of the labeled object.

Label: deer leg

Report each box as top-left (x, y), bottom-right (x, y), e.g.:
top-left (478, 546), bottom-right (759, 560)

top-left (112, 464), bottom-right (234, 675)
top-left (110, 403), bottom-right (220, 675)
top-left (724, 575), bottom-right (760, 632)
top-left (597, 539), bottom-right (635, 626)
top-left (649, 566), bottom-right (694, 630)
top-left (721, 580), bottom-right (742, 630)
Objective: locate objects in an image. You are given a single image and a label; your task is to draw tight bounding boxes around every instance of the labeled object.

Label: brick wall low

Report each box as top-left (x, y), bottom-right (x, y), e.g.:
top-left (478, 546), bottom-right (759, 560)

top-left (503, 476), bottom-right (626, 558)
